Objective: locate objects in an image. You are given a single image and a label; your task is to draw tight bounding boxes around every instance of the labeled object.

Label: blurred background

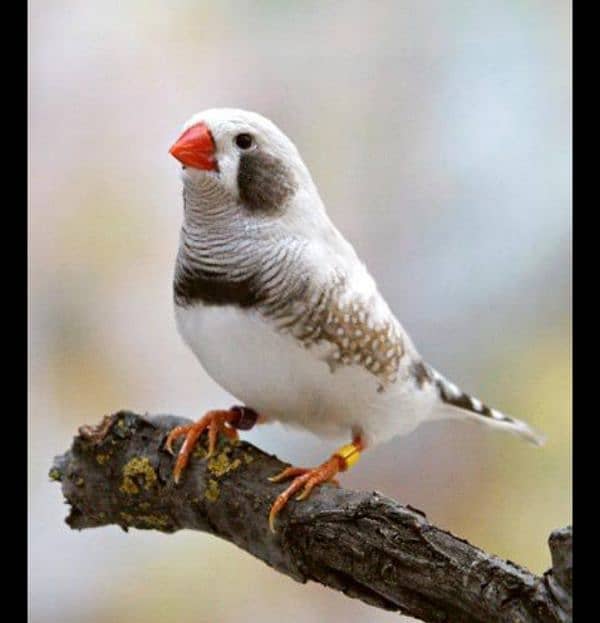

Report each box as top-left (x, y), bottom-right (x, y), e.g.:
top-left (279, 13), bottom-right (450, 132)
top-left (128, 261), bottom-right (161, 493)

top-left (28, 1), bottom-right (571, 622)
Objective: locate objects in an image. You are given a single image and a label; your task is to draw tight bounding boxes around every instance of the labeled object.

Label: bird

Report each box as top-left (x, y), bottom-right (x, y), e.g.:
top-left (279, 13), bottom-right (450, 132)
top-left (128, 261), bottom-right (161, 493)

top-left (166, 108), bottom-right (545, 532)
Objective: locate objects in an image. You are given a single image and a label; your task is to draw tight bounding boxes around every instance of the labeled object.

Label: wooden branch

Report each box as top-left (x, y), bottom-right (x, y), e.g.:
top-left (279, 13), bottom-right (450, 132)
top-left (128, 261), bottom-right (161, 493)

top-left (50, 411), bottom-right (571, 623)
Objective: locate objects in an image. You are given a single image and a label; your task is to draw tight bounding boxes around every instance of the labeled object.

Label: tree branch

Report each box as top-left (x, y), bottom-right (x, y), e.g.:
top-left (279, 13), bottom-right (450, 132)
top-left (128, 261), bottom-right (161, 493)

top-left (50, 411), bottom-right (571, 623)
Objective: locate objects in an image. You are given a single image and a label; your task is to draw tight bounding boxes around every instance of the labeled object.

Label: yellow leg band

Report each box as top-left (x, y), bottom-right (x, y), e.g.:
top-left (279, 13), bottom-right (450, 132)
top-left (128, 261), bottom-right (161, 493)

top-left (335, 443), bottom-right (361, 470)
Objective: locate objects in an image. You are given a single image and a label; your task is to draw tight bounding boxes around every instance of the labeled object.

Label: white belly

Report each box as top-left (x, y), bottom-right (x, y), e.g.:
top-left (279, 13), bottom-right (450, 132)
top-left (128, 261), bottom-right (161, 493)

top-left (175, 303), bottom-right (435, 446)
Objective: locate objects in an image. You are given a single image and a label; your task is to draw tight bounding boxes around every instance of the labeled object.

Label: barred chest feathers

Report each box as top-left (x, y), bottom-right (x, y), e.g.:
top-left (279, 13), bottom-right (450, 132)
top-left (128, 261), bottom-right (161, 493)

top-left (174, 245), bottom-right (435, 447)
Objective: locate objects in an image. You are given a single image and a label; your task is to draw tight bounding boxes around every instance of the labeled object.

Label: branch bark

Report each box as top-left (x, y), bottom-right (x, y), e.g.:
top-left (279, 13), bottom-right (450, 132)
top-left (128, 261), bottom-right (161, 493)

top-left (50, 411), bottom-right (571, 623)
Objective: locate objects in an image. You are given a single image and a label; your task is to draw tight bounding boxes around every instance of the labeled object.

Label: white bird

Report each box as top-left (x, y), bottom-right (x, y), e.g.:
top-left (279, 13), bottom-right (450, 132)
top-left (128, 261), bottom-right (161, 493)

top-left (165, 108), bottom-right (544, 531)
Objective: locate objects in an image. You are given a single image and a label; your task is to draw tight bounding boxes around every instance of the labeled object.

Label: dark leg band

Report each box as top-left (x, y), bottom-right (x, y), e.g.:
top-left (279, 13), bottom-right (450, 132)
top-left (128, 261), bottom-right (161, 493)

top-left (229, 406), bottom-right (259, 431)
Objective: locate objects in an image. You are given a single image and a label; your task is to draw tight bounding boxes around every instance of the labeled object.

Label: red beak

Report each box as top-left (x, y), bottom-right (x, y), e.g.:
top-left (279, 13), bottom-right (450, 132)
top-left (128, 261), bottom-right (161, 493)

top-left (169, 122), bottom-right (218, 171)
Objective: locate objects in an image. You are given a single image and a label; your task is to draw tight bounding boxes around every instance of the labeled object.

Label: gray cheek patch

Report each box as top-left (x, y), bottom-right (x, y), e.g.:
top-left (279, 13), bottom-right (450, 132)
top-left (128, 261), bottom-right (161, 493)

top-left (237, 151), bottom-right (298, 212)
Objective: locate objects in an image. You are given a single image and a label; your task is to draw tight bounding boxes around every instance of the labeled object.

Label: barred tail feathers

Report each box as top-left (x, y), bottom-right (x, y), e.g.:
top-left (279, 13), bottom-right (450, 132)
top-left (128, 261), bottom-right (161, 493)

top-left (430, 368), bottom-right (545, 446)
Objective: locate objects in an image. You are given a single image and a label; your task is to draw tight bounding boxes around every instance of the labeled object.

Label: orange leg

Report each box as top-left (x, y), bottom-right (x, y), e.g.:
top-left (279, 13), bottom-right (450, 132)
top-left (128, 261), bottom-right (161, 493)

top-left (165, 406), bottom-right (261, 484)
top-left (268, 435), bottom-right (365, 533)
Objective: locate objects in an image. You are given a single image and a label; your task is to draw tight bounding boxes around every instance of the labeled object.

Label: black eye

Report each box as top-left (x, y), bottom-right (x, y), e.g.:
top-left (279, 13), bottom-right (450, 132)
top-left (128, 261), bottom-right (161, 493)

top-left (235, 133), bottom-right (253, 150)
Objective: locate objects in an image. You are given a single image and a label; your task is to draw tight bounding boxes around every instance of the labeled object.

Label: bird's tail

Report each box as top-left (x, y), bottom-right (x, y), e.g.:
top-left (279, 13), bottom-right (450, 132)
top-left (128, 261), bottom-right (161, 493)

top-left (429, 367), bottom-right (546, 446)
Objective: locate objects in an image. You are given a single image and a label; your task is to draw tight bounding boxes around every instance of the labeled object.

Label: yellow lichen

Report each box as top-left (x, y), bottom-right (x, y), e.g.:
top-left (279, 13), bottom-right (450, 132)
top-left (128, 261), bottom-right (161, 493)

top-left (120, 479), bottom-right (139, 495)
top-left (193, 445), bottom-right (208, 460)
top-left (96, 453), bottom-right (110, 465)
top-left (141, 514), bottom-right (169, 529)
top-left (48, 468), bottom-right (62, 481)
top-left (207, 452), bottom-right (242, 477)
top-left (119, 512), bottom-right (169, 530)
top-left (119, 456), bottom-right (157, 495)
top-left (205, 479), bottom-right (220, 502)
top-left (242, 452), bottom-right (254, 465)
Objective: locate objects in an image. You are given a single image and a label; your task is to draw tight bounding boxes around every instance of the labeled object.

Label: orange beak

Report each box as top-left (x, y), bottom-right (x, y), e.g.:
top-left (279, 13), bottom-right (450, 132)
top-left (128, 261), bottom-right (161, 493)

top-left (169, 122), bottom-right (218, 171)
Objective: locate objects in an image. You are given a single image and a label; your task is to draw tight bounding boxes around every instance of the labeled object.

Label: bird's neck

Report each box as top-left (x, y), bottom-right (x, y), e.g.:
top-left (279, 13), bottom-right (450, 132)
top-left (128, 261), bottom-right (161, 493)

top-left (179, 182), bottom-right (287, 256)
top-left (174, 179), bottom-right (366, 324)
top-left (175, 187), bottom-right (312, 310)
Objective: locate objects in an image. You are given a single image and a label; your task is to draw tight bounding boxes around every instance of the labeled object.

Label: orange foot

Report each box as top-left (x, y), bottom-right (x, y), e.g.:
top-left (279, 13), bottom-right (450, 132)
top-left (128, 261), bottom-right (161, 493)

top-left (268, 436), bottom-right (364, 533)
top-left (165, 406), bottom-right (259, 484)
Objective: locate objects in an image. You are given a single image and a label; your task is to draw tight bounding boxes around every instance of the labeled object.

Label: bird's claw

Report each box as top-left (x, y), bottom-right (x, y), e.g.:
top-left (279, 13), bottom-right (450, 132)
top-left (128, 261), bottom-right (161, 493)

top-left (164, 429), bottom-right (184, 456)
top-left (165, 410), bottom-right (238, 484)
top-left (268, 457), bottom-right (342, 533)
top-left (267, 466), bottom-right (308, 483)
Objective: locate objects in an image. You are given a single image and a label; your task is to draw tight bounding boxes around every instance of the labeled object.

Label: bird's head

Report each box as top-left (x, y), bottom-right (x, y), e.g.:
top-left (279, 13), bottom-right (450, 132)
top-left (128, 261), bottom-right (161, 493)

top-left (170, 109), bottom-right (364, 305)
top-left (170, 108), bottom-right (320, 219)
